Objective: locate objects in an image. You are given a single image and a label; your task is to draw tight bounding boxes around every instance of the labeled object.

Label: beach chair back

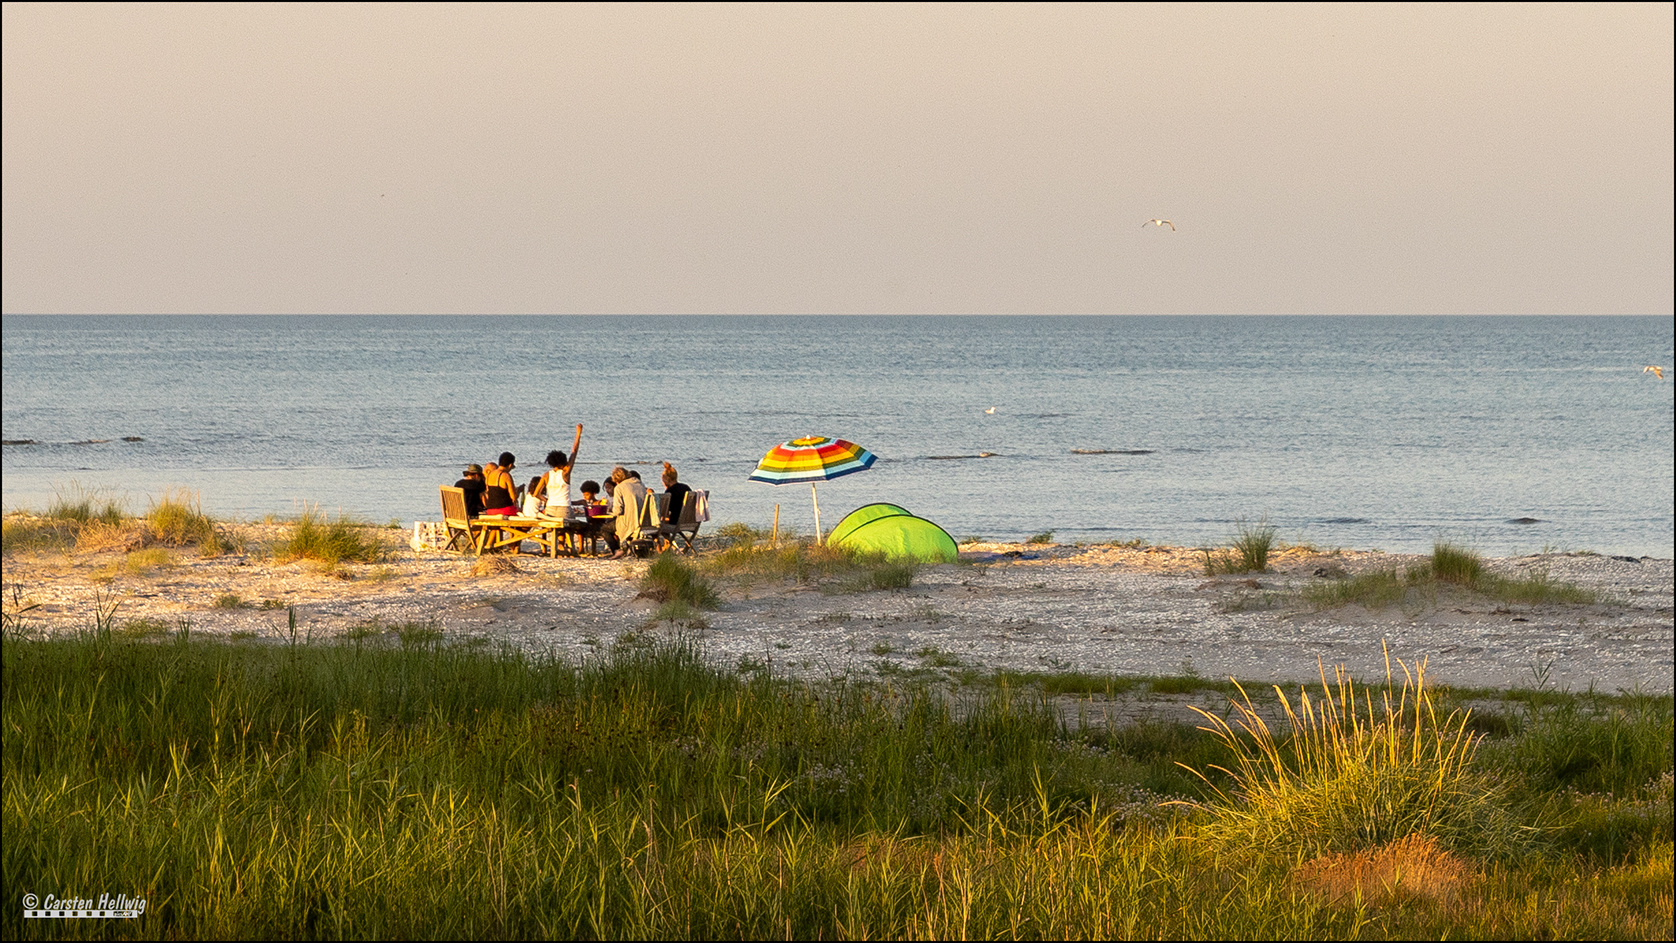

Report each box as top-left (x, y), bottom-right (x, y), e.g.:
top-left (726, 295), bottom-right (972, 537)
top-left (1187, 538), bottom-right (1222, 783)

top-left (621, 487), bottom-right (659, 557)
top-left (438, 486), bottom-right (476, 553)
top-left (656, 489), bottom-right (706, 554)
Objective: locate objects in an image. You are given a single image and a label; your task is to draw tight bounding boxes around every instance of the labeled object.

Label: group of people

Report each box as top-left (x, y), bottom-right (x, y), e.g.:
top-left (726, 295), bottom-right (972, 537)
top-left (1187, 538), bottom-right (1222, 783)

top-left (452, 450), bottom-right (695, 558)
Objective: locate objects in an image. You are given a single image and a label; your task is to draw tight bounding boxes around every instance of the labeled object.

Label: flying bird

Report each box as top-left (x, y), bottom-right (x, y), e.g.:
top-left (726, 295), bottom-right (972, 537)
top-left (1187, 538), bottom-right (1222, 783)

top-left (1143, 219), bottom-right (1176, 231)
top-left (1645, 365), bottom-right (1665, 379)
top-left (985, 407), bottom-right (996, 414)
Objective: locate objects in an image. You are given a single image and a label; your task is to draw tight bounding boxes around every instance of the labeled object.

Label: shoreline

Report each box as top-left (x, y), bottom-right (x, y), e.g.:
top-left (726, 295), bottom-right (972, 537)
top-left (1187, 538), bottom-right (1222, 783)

top-left (3, 522), bottom-right (1671, 695)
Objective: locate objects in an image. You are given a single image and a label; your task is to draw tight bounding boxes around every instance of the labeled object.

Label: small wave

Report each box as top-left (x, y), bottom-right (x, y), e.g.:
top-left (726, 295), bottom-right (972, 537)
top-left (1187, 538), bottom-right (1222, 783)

top-left (927, 452), bottom-right (1000, 461)
top-left (1071, 448), bottom-right (1154, 455)
top-left (1, 439), bottom-right (38, 445)
top-left (1506, 517), bottom-right (1544, 525)
top-left (1319, 517), bottom-right (1371, 524)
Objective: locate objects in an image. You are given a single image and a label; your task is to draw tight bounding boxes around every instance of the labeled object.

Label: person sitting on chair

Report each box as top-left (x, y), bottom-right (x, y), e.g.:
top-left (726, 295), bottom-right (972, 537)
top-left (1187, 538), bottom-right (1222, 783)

top-left (660, 462), bottom-right (692, 526)
top-left (529, 449), bottom-right (570, 516)
top-left (480, 452), bottom-right (520, 517)
top-left (608, 467), bottom-right (648, 558)
top-left (579, 480), bottom-right (604, 516)
top-left (453, 464), bottom-right (487, 517)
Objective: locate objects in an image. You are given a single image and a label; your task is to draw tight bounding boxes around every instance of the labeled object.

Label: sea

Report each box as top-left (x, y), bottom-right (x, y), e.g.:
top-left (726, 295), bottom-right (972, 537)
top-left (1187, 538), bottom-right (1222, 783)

top-left (2, 315), bottom-right (1672, 558)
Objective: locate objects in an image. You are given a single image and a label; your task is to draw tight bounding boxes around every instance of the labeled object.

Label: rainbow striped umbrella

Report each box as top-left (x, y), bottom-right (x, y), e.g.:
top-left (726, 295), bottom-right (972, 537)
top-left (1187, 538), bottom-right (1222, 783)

top-left (749, 436), bottom-right (876, 543)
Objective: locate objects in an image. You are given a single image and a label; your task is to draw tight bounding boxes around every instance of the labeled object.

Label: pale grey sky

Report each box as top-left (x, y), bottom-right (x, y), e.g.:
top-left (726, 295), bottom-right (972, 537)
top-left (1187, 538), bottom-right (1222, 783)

top-left (4, 2), bottom-right (1671, 314)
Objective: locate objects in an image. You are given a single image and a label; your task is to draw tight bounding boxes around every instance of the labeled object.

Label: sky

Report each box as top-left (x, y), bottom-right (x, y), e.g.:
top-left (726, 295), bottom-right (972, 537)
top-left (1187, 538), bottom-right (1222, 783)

top-left (3, 2), bottom-right (1672, 315)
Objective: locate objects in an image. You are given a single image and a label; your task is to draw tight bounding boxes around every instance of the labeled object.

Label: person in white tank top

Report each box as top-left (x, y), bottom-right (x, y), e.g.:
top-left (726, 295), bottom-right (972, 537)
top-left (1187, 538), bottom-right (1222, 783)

top-left (531, 449), bottom-right (572, 517)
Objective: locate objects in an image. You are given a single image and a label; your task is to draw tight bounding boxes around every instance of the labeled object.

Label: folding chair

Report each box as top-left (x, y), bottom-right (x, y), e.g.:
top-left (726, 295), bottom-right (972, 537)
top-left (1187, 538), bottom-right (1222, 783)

top-left (657, 489), bottom-right (707, 554)
top-left (628, 489), bottom-right (662, 557)
top-left (439, 486), bottom-right (486, 553)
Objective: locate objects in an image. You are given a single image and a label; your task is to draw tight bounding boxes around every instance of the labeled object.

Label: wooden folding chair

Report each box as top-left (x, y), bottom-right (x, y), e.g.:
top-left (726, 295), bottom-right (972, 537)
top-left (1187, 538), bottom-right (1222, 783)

top-left (617, 488), bottom-right (661, 558)
top-left (656, 489), bottom-right (706, 554)
top-left (439, 486), bottom-right (485, 553)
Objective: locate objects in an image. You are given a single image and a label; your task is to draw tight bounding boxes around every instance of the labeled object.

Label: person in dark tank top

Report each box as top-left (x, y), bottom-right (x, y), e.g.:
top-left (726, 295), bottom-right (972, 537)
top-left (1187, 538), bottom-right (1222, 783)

top-left (481, 452), bottom-right (519, 516)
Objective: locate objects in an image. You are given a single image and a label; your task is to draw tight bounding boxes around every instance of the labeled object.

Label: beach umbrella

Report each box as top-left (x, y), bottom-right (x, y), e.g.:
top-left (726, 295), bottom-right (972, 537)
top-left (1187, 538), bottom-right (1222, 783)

top-left (748, 436), bottom-right (876, 543)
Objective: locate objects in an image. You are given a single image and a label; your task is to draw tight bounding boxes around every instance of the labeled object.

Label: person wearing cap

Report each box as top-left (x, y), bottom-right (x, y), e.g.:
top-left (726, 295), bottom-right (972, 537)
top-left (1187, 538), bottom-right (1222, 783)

top-left (480, 452), bottom-right (520, 517)
top-left (453, 464), bottom-right (487, 517)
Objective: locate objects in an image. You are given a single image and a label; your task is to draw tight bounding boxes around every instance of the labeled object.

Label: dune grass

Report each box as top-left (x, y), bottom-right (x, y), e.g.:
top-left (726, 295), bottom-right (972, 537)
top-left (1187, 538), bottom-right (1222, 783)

top-left (143, 489), bottom-right (220, 552)
top-left (1181, 649), bottom-right (1527, 862)
top-left (639, 552), bottom-right (721, 609)
top-left (2, 612), bottom-right (1669, 940)
top-left (1, 484), bottom-right (126, 553)
top-left (3, 486), bottom-right (237, 558)
top-left (701, 531), bottom-right (918, 592)
top-left (1203, 517), bottom-right (1279, 574)
top-left (46, 483), bottom-right (127, 526)
top-left (280, 509), bottom-right (386, 565)
top-left (1305, 543), bottom-right (1605, 612)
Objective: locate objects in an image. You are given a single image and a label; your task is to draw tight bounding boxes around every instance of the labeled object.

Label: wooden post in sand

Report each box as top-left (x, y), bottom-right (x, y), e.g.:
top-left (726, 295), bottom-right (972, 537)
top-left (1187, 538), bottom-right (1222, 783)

top-left (771, 504), bottom-right (779, 546)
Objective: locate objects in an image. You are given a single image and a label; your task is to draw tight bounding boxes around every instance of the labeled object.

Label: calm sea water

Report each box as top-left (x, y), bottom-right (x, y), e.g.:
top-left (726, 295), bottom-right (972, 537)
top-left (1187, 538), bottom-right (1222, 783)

top-left (3, 315), bottom-right (1672, 557)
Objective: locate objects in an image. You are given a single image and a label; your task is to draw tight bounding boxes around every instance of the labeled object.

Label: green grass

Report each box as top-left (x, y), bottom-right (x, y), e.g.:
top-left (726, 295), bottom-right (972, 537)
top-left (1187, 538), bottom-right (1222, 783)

top-left (1203, 517), bottom-right (1278, 574)
top-left (2, 484), bottom-right (127, 553)
top-left (1025, 530), bottom-right (1055, 545)
top-left (2, 609), bottom-right (1669, 940)
top-left (1181, 651), bottom-right (1529, 862)
top-left (701, 536), bottom-right (918, 592)
top-left (1305, 544), bottom-right (1604, 612)
top-left (47, 483), bottom-right (127, 525)
top-left (3, 486), bottom-right (234, 557)
top-left (865, 560), bottom-right (917, 590)
top-left (280, 509), bottom-right (386, 564)
top-left (1429, 540), bottom-right (1485, 584)
top-left (639, 552), bottom-right (721, 609)
top-left (144, 489), bottom-right (220, 552)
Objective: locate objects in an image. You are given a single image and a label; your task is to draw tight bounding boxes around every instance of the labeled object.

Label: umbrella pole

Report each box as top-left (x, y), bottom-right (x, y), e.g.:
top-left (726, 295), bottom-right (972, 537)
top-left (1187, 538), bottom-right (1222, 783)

top-left (772, 504), bottom-right (779, 547)
top-left (811, 483), bottom-right (823, 544)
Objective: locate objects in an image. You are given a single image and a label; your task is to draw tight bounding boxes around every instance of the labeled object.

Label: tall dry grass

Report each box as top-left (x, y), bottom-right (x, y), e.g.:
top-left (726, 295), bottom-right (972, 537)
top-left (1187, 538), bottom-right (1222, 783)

top-left (1182, 646), bottom-right (1528, 861)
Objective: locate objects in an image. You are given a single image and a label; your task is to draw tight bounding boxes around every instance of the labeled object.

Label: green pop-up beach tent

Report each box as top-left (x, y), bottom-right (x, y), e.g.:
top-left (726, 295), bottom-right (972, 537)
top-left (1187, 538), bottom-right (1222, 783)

top-left (826, 503), bottom-right (911, 545)
top-left (828, 504), bottom-right (958, 563)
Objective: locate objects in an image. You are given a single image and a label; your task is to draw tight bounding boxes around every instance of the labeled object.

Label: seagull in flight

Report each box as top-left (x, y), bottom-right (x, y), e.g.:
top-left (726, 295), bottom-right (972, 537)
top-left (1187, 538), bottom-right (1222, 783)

top-left (985, 407), bottom-right (996, 414)
top-left (1144, 219), bottom-right (1176, 231)
top-left (1646, 365), bottom-right (1665, 379)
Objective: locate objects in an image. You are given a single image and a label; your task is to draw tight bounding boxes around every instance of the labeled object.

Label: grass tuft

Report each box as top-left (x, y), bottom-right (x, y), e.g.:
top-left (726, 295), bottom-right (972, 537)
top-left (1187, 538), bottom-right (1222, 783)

top-left (282, 509), bottom-right (385, 564)
top-left (1203, 517), bottom-right (1278, 574)
top-left (1430, 541), bottom-right (1485, 584)
top-left (867, 560), bottom-right (917, 590)
top-left (702, 537), bottom-right (914, 593)
top-left (640, 553), bottom-right (721, 609)
top-left (145, 489), bottom-right (219, 551)
top-left (1182, 647), bottom-right (1528, 861)
top-left (46, 483), bottom-right (126, 525)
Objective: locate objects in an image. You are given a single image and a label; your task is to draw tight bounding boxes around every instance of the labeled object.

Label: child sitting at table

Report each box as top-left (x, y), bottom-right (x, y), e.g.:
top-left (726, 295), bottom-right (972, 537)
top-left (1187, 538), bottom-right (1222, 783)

top-left (579, 480), bottom-right (604, 514)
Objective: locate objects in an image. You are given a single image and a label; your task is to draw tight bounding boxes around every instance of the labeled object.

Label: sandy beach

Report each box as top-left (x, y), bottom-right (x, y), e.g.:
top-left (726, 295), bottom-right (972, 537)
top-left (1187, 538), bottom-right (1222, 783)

top-left (5, 524), bottom-right (1670, 697)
